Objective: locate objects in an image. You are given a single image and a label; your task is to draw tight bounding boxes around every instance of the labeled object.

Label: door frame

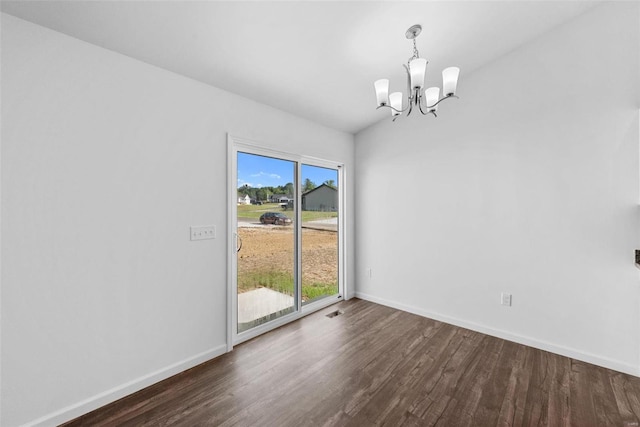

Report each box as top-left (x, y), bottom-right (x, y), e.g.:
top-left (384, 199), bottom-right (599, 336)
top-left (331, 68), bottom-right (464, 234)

top-left (227, 134), bottom-right (346, 350)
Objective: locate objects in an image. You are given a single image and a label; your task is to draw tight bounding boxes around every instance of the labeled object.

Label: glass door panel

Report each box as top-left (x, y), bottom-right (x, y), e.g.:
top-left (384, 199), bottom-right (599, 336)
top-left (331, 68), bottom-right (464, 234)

top-left (300, 164), bottom-right (339, 305)
top-left (236, 152), bottom-right (297, 333)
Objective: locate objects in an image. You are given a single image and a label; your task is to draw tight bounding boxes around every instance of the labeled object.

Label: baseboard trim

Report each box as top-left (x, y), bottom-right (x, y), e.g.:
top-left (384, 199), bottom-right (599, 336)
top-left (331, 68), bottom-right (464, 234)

top-left (354, 292), bottom-right (640, 377)
top-left (24, 344), bottom-right (229, 427)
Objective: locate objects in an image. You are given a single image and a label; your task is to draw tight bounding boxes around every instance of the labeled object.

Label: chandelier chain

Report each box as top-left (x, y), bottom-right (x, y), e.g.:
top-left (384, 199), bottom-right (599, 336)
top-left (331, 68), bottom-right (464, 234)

top-left (412, 38), bottom-right (420, 60)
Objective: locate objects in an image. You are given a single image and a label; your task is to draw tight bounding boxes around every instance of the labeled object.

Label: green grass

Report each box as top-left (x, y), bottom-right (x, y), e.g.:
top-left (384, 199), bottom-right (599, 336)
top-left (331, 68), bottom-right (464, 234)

top-left (300, 211), bottom-right (338, 222)
top-left (301, 283), bottom-right (339, 302)
top-left (239, 270), bottom-right (294, 295)
top-left (239, 270), bottom-right (337, 301)
top-left (237, 203), bottom-right (337, 222)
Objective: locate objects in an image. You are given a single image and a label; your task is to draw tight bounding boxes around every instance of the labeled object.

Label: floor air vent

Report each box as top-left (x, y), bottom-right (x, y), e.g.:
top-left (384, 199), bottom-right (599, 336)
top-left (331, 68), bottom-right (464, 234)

top-left (326, 310), bottom-right (343, 318)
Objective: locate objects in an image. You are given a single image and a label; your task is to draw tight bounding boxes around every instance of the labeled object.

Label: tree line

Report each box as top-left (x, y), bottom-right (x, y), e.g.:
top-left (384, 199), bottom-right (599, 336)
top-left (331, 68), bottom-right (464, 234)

top-left (238, 179), bottom-right (336, 201)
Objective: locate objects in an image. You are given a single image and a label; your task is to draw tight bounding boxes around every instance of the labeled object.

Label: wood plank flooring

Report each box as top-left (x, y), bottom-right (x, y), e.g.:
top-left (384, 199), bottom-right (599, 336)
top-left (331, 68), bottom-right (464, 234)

top-left (63, 299), bottom-right (640, 426)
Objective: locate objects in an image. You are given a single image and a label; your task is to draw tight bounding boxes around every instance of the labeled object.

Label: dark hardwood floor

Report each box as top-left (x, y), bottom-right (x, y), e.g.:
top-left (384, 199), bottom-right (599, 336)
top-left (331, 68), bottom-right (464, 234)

top-left (63, 298), bottom-right (640, 426)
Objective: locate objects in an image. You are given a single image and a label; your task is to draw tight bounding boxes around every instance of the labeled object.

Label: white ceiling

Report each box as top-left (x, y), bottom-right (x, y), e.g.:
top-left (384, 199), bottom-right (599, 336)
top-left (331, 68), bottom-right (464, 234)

top-left (1, 1), bottom-right (601, 134)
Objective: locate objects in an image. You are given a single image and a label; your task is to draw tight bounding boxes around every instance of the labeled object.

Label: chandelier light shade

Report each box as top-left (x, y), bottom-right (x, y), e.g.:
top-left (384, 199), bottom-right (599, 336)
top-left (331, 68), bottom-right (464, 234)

top-left (425, 87), bottom-right (440, 113)
top-left (409, 58), bottom-right (427, 90)
top-left (389, 92), bottom-right (403, 116)
top-left (374, 79), bottom-right (390, 106)
top-left (442, 67), bottom-right (460, 96)
top-left (374, 24), bottom-right (460, 121)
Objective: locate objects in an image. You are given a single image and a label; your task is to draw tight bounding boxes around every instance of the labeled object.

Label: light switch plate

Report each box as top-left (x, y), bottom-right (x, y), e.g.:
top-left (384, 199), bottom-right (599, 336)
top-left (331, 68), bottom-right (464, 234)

top-left (190, 225), bottom-right (216, 241)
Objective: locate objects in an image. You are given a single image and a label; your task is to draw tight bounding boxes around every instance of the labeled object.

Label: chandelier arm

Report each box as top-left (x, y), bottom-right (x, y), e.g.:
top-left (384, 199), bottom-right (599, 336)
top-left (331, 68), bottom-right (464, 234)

top-left (424, 94), bottom-right (460, 110)
top-left (415, 92), bottom-right (433, 117)
top-left (417, 98), bottom-right (430, 116)
top-left (407, 87), bottom-right (421, 117)
top-left (376, 104), bottom-right (410, 114)
top-left (418, 104), bottom-right (437, 118)
top-left (416, 92), bottom-right (436, 117)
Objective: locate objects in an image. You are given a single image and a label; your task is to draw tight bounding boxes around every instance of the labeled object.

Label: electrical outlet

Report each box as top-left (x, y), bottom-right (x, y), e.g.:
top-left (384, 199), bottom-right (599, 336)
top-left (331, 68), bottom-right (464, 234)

top-left (501, 293), bottom-right (512, 306)
top-left (367, 268), bottom-right (372, 278)
top-left (190, 225), bottom-right (216, 241)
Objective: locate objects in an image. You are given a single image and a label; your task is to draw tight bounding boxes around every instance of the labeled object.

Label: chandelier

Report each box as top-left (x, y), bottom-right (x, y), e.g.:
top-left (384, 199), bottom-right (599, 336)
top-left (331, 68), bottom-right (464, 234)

top-left (374, 24), bottom-right (460, 121)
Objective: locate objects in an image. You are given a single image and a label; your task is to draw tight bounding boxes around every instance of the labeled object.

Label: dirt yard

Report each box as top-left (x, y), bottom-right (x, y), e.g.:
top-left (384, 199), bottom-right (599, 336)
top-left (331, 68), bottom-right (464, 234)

top-left (237, 225), bottom-right (338, 290)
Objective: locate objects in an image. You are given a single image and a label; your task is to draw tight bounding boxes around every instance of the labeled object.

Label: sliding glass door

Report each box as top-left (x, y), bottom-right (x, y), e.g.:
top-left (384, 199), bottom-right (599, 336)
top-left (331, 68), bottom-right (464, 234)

top-left (300, 164), bottom-right (339, 306)
top-left (230, 138), bottom-right (343, 343)
top-left (236, 152), bottom-right (297, 333)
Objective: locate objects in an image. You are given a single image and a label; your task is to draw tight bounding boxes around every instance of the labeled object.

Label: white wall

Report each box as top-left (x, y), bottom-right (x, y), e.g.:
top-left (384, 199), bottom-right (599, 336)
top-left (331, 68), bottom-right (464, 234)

top-left (0, 14), bottom-right (354, 426)
top-left (355, 2), bottom-right (640, 375)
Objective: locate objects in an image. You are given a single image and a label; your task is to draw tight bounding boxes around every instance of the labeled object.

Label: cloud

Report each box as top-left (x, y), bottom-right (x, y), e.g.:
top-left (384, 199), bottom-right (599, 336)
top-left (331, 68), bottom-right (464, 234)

top-left (249, 171), bottom-right (281, 180)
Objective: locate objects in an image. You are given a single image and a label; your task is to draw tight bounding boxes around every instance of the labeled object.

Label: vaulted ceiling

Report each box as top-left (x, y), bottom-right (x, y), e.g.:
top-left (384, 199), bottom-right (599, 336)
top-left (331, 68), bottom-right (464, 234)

top-left (1, 1), bottom-right (600, 134)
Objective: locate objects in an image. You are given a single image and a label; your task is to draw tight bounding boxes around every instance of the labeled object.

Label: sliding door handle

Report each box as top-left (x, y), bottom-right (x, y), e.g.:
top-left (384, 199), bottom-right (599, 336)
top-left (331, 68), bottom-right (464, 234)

top-left (236, 233), bottom-right (243, 253)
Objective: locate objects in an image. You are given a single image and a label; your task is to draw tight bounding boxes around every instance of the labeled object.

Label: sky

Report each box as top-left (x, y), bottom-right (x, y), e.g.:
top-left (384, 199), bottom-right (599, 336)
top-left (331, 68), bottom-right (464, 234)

top-left (238, 152), bottom-right (338, 189)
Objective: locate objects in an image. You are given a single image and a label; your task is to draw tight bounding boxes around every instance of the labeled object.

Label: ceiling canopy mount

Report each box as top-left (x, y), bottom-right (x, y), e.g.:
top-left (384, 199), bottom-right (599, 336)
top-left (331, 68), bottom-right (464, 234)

top-left (405, 24), bottom-right (422, 39)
